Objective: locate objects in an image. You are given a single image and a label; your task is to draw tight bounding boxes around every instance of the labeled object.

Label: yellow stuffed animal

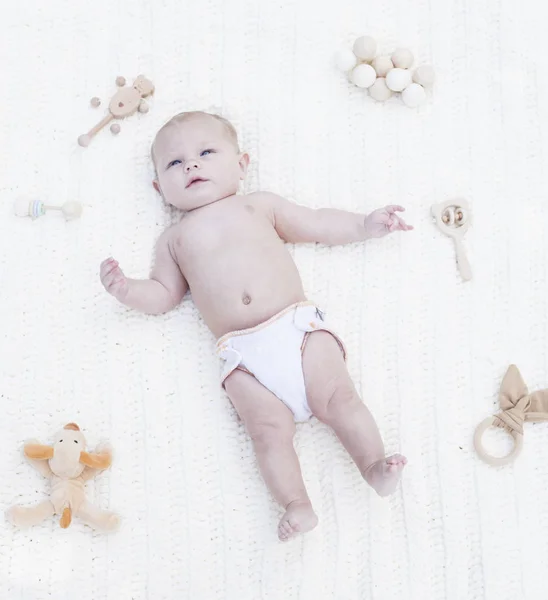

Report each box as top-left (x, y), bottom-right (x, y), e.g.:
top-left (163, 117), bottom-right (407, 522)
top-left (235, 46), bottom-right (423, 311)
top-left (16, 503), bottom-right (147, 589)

top-left (6, 423), bottom-right (119, 532)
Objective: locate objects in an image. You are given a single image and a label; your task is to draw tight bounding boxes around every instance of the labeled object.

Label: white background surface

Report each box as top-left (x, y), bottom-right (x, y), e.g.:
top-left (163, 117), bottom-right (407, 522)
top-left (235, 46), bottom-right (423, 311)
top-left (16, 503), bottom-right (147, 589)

top-left (1, 0), bottom-right (547, 598)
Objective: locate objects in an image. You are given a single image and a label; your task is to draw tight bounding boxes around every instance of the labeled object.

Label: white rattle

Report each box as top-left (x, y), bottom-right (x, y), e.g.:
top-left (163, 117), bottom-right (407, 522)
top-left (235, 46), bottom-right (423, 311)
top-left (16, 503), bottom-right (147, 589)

top-left (14, 197), bottom-right (83, 221)
top-left (431, 198), bottom-right (472, 281)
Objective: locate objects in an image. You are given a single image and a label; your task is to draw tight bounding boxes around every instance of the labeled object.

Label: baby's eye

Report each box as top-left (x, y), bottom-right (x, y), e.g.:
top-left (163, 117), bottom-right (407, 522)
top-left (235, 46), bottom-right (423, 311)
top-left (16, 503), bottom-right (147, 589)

top-left (167, 159), bottom-right (182, 168)
top-left (200, 149), bottom-right (214, 157)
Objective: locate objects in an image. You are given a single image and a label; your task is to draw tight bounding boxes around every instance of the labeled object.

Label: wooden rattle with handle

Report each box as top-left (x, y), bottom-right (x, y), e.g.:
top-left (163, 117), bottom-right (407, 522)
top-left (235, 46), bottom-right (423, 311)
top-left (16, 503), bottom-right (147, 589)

top-left (78, 75), bottom-right (154, 147)
top-left (14, 197), bottom-right (83, 221)
top-left (431, 198), bottom-right (472, 281)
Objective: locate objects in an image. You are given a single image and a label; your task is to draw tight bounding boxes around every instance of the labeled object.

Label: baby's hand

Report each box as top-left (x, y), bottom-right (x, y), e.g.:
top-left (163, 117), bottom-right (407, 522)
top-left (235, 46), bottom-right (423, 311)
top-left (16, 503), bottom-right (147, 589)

top-left (364, 205), bottom-right (413, 239)
top-left (100, 257), bottom-right (129, 300)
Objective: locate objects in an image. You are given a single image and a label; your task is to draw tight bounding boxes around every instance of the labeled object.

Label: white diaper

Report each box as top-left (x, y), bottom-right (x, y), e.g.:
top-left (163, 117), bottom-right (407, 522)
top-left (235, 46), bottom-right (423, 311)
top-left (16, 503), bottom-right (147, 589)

top-left (216, 302), bottom-right (346, 422)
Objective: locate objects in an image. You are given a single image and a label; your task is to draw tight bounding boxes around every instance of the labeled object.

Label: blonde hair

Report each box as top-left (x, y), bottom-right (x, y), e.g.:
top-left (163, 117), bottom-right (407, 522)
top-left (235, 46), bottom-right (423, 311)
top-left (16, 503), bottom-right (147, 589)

top-left (151, 111), bottom-right (240, 168)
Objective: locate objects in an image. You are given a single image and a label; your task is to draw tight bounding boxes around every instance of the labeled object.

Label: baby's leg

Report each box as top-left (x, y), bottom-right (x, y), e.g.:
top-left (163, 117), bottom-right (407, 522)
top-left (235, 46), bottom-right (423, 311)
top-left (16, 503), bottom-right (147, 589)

top-left (302, 332), bottom-right (406, 496)
top-left (224, 369), bottom-right (318, 541)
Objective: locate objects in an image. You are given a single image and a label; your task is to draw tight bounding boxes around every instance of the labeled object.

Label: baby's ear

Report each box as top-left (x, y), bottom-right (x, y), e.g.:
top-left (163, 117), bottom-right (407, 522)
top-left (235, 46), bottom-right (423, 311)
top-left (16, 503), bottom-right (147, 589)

top-left (239, 152), bottom-right (250, 179)
top-left (152, 180), bottom-right (161, 194)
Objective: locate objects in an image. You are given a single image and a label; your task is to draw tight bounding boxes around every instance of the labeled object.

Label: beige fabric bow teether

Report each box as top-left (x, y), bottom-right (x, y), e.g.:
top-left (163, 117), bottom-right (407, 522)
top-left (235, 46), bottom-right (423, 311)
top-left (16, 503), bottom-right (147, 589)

top-left (474, 365), bottom-right (548, 466)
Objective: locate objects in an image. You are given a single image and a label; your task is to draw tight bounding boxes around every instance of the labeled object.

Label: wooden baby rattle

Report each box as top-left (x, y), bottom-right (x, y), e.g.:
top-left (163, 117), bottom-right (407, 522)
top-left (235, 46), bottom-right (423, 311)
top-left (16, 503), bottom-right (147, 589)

top-left (78, 74), bottom-right (154, 147)
top-left (431, 198), bottom-right (472, 281)
top-left (14, 197), bottom-right (83, 221)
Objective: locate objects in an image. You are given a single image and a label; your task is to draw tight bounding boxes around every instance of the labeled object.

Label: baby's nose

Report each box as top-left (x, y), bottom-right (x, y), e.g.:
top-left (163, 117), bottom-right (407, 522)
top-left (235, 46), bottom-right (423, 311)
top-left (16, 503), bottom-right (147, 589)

top-left (184, 160), bottom-right (200, 173)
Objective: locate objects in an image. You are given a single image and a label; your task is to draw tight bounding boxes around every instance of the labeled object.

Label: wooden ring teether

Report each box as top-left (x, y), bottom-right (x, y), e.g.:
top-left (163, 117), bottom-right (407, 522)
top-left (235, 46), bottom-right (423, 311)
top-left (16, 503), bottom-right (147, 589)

top-left (473, 416), bottom-right (523, 466)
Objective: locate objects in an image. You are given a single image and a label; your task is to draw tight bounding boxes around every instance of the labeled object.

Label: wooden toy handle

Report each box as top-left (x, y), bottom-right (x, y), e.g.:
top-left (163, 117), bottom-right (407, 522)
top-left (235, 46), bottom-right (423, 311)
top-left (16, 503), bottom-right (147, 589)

top-left (78, 114), bottom-right (114, 146)
top-left (454, 240), bottom-right (472, 281)
top-left (87, 113), bottom-right (114, 138)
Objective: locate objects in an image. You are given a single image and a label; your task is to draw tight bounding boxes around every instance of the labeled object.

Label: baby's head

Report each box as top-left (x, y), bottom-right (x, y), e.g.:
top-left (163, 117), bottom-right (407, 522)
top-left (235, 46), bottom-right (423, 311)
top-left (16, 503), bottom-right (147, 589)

top-left (151, 111), bottom-right (249, 211)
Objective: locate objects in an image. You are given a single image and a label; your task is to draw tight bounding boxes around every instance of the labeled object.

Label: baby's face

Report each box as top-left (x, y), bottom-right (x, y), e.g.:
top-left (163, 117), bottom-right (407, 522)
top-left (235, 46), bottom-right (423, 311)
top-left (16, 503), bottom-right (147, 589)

top-left (153, 115), bottom-right (248, 211)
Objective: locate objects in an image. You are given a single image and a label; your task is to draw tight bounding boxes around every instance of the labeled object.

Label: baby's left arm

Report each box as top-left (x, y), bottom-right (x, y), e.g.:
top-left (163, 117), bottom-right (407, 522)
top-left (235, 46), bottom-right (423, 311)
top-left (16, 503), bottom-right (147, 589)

top-left (260, 192), bottom-right (413, 245)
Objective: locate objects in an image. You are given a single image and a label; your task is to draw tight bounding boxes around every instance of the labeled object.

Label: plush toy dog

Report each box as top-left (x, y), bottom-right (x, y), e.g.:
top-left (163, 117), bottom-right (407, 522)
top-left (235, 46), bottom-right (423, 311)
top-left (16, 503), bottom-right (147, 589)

top-left (6, 423), bottom-right (119, 532)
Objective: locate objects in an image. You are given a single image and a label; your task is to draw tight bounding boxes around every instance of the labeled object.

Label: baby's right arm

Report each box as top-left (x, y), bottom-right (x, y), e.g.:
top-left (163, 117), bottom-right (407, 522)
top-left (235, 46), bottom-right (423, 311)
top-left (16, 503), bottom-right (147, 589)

top-left (100, 227), bottom-right (188, 315)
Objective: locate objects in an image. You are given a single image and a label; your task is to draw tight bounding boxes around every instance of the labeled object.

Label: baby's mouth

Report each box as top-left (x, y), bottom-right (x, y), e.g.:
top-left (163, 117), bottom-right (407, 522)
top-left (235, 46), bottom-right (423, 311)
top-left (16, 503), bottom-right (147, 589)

top-left (186, 177), bottom-right (208, 188)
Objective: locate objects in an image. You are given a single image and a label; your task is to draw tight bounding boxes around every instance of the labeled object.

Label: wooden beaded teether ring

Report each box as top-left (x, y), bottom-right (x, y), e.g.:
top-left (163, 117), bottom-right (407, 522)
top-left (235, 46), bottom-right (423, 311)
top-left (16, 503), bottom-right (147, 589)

top-left (78, 74), bottom-right (154, 147)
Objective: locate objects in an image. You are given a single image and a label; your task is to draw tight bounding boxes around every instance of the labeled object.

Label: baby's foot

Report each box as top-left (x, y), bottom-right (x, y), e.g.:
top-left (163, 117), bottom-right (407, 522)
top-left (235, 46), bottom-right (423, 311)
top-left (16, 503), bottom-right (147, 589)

top-left (364, 454), bottom-right (407, 497)
top-left (278, 500), bottom-right (318, 542)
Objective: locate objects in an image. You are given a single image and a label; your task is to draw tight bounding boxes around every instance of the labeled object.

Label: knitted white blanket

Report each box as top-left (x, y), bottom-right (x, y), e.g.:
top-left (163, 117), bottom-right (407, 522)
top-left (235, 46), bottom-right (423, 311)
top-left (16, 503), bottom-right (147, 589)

top-left (1, 1), bottom-right (548, 598)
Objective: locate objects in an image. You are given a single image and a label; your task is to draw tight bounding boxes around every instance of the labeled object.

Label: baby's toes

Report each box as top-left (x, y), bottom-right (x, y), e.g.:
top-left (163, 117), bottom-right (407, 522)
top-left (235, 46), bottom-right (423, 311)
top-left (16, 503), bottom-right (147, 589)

top-left (287, 519), bottom-right (301, 533)
top-left (278, 520), bottom-right (293, 541)
top-left (281, 520), bottom-right (294, 534)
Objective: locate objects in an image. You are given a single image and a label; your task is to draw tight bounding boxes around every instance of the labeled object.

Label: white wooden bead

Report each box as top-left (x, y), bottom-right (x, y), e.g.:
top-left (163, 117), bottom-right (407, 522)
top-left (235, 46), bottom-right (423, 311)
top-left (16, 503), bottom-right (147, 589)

top-left (372, 56), bottom-right (394, 77)
top-left (391, 48), bottom-right (414, 69)
top-left (353, 36), bottom-right (377, 62)
top-left (368, 77), bottom-right (393, 102)
top-left (386, 68), bottom-right (412, 92)
top-left (335, 48), bottom-right (358, 72)
top-left (351, 64), bottom-right (376, 88)
top-left (14, 197), bottom-right (31, 217)
top-left (78, 134), bottom-right (91, 147)
top-left (402, 83), bottom-right (426, 107)
top-left (413, 65), bottom-right (436, 86)
top-left (61, 201), bottom-right (83, 219)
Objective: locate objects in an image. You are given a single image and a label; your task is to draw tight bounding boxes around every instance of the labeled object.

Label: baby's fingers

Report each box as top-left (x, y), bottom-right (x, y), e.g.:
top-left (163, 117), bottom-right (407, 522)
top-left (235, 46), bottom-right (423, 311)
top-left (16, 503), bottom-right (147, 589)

top-left (388, 215), bottom-right (401, 231)
top-left (101, 258), bottom-right (124, 280)
top-left (100, 258), bottom-right (118, 276)
top-left (397, 216), bottom-right (414, 231)
top-left (103, 267), bottom-right (125, 287)
top-left (101, 268), bottom-right (120, 286)
top-left (386, 205), bottom-right (406, 214)
top-left (389, 215), bottom-right (413, 231)
top-left (102, 272), bottom-right (118, 289)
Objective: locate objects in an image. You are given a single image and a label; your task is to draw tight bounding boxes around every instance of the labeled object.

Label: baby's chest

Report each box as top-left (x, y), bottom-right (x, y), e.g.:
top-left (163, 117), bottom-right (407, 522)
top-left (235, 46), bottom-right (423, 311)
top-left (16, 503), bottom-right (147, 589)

top-left (176, 213), bottom-right (268, 258)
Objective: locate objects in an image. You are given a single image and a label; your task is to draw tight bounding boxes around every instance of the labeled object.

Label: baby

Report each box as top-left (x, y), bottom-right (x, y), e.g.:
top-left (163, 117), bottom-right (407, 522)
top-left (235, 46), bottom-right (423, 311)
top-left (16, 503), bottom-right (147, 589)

top-left (100, 111), bottom-right (412, 541)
